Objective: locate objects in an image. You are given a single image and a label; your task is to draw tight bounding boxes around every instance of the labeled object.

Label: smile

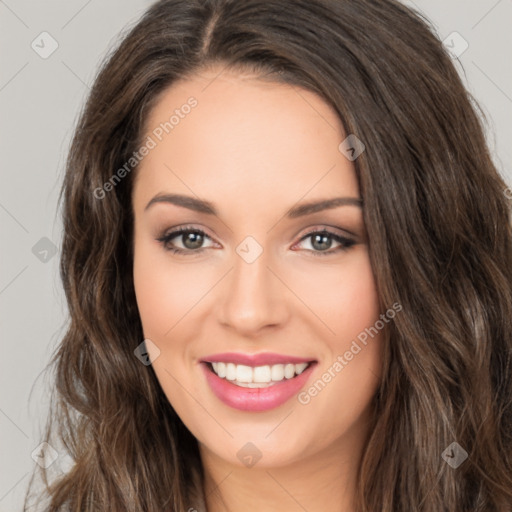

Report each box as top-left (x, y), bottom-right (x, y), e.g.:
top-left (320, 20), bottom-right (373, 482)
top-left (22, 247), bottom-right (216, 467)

top-left (208, 362), bottom-right (310, 388)
top-left (200, 352), bottom-right (317, 411)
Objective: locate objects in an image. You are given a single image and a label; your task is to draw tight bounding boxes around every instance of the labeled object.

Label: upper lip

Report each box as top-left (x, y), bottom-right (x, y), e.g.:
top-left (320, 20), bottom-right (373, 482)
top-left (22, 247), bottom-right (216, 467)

top-left (201, 352), bottom-right (316, 366)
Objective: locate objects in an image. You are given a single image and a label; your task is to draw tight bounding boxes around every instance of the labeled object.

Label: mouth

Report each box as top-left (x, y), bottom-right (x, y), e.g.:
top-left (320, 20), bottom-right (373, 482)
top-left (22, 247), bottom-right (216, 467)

top-left (204, 361), bottom-right (312, 388)
top-left (199, 353), bottom-right (317, 412)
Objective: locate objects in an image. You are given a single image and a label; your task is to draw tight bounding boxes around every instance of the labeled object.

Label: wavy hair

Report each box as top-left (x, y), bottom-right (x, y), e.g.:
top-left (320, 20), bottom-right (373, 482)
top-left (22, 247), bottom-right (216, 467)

top-left (24, 0), bottom-right (512, 510)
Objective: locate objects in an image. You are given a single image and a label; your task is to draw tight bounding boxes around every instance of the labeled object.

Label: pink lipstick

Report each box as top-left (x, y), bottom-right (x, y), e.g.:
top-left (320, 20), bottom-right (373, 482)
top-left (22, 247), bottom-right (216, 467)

top-left (200, 352), bottom-right (317, 412)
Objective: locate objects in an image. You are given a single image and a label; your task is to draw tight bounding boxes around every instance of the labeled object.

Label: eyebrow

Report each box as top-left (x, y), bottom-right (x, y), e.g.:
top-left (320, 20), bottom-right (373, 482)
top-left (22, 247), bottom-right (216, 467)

top-left (144, 193), bottom-right (363, 218)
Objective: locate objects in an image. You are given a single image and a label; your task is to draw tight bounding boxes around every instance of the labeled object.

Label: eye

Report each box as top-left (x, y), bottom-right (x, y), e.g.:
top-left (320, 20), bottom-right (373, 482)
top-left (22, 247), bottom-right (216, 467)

top-left (156, 226), bottom-right (356, 257)
top-left (292, 229), bottom-right (356, 257)
top-left (156, 226), bottom-right (215, 256)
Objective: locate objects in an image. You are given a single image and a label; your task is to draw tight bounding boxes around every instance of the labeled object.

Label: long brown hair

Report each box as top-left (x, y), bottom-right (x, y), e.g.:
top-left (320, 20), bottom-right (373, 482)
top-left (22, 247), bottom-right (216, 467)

top-left (25, 0), bottom-right (512, 510)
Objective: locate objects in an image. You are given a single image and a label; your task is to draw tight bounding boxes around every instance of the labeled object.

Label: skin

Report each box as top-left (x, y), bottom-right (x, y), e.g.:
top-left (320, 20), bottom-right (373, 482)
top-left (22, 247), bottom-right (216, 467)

top-left (132, 65), bottom-right (385, 512)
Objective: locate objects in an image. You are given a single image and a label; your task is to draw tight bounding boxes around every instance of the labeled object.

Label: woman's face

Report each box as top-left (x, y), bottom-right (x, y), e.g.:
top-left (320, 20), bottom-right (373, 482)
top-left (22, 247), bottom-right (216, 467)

top-left (132, 66), bottom-right (385, 469)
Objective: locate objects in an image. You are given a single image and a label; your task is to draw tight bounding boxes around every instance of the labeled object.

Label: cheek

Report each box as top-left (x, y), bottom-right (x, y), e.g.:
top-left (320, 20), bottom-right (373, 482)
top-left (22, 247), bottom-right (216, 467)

top-left (133, 242), bottom-right (171, 339)
top-left (133, 240), bottom-right (213, 339)
top-left (291, 250), bottom-right (383, 423)
top-left (288, 248), bottom-right (380, 342)
top-left (337, 252), bottom-right (381, 339)
top-left (132, 240), bottom-right (204, 420)
top-left (326, 251), bottom-right (383, 392)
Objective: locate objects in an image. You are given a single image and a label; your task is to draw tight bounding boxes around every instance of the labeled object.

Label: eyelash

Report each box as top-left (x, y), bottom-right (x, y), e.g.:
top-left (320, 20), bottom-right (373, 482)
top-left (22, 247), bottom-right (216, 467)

top-left (156, 225), bottom-right (356, 257)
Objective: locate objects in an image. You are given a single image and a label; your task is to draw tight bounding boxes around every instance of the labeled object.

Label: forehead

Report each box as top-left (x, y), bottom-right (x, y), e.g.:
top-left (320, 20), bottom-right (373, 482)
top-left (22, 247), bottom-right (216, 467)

top-left (133, 68), bottom-right (360, 209)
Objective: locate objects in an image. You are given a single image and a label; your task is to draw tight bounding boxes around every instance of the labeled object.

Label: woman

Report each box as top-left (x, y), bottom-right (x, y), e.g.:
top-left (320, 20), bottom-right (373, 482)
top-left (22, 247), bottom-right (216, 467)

top-left (25, 0), bottom-right (512, 510)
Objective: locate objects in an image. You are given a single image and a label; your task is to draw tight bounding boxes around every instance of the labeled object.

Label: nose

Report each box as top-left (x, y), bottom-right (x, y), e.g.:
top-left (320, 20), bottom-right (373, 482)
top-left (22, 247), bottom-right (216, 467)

top-left (216, 245), bottom-right (289, 337)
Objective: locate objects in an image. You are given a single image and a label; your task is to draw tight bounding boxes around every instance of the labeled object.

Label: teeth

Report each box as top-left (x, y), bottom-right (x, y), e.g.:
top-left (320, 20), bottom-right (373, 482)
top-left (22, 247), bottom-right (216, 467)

top-left (226, 363), bottom-right (237, 381)
top-left (236, 364), bottom-right (253, 383)
top-left (254, 365), bottom-right (271, 383)
top-left (209, 361), bottom-right (309, 386)
top-left (284, 363), bottom-right (295, 379)
top-left (271, 364), bottom-right (284, 381)
top-left (216, 362), bottom-right (226, 378)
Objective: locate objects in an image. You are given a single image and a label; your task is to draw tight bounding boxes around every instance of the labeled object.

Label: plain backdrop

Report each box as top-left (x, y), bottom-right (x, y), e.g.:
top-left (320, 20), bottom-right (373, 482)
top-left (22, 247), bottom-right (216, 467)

top-left (1, 0), bottom-right (511, 510)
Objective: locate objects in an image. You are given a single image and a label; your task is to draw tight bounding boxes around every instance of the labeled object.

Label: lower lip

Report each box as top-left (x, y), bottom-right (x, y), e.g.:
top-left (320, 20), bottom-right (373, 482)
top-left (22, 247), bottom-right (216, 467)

top-left (201, 362), bottom-right (316, 412)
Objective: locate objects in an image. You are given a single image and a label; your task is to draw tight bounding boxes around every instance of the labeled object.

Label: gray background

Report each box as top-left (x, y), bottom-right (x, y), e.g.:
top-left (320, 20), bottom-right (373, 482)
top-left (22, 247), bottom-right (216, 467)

top-left (1, 1), bottom-right (511, 510)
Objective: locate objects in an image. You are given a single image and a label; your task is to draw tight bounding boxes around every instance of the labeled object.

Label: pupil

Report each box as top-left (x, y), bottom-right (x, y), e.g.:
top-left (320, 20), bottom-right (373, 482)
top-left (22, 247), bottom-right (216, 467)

top-left (312, 233), bottom-right (331, 251)
top-left (184, 232), bottom-right (203, 249)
